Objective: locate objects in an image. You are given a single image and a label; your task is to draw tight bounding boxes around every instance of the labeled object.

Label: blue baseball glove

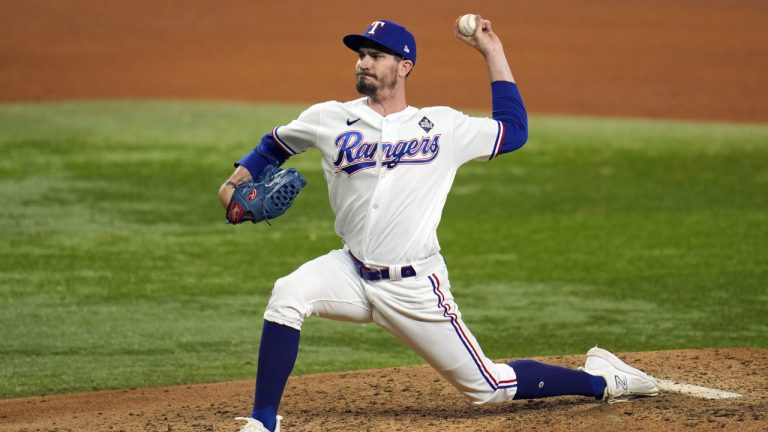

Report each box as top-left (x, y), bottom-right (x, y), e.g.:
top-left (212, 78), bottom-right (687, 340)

top-left (226, 165), bottom-right (307, 225)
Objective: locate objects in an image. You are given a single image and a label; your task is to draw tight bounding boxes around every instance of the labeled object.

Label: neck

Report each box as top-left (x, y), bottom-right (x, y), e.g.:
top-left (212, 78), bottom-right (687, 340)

top-left (366, 85), bottom-right (407, 116)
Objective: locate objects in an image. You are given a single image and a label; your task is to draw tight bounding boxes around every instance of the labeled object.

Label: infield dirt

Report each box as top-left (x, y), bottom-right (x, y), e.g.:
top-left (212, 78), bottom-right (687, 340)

top-left (1, 349), bottom-right (766, 431)
top-left (1, 1), bottom-right (767, 431)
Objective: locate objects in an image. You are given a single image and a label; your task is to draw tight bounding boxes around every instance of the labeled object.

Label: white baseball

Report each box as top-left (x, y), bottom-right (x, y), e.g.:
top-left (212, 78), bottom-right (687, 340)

top-left (458, 14), bottom-right (477, 37)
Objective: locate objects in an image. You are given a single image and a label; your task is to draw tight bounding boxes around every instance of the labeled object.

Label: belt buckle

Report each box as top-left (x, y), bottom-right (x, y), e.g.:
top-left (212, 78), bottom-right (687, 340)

top-left (360, 265), bottom-right (382, 281)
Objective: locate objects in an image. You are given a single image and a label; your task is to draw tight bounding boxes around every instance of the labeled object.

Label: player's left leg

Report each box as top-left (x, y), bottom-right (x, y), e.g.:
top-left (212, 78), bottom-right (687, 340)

top-left (366, 265), bottom-right (606, 404)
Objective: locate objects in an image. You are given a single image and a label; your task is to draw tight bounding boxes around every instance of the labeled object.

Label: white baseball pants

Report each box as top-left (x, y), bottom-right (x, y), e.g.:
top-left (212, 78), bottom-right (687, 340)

top-left (263, 249), bottom-right (518, 404)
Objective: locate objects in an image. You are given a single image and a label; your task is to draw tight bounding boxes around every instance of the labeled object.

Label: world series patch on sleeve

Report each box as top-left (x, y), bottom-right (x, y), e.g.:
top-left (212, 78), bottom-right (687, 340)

top-left (226, 166), bottom-right (307, 225)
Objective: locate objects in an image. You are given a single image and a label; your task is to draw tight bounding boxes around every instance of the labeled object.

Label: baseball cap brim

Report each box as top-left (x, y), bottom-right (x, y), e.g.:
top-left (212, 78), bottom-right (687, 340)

top-left (343, 35), bottom-right (400, 57)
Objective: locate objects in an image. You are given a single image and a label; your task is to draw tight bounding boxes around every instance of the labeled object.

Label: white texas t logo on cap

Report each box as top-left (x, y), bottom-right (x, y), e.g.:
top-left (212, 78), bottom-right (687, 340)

top-left (368, 21), bottom-right (386, 34)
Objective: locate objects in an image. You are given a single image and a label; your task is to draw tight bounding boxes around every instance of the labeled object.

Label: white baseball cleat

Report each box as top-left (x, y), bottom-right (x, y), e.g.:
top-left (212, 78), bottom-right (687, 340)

top-left (235, 415), bottom-right (282, 432)
top-left (581, 346), bottom-right (659, 403)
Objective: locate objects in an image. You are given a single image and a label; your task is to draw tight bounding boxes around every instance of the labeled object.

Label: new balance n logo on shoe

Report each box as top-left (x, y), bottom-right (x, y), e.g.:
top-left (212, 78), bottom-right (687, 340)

top-left (615, 375), bottom-right (628, 391)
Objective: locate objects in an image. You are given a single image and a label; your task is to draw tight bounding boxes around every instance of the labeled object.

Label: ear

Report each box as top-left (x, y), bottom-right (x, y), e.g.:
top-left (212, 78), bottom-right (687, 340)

top-left (399, 60), bottom-right (414, 77)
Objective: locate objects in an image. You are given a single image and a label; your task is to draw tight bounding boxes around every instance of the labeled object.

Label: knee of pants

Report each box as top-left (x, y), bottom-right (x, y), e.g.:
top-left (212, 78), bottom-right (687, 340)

top-left (464, 385), bottom-right (520, 405)
top-left (435, 374), bottom-right (501, 405)
top-left (463, 388), bottom-right (498, 405)
top-left (263, 275), bottom-right (309, 331)
top-left (448, 376), bottom-right (516, 404)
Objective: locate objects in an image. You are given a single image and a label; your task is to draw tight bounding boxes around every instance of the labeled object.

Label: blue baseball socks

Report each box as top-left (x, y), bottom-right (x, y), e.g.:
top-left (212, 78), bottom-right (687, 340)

top-left (509, 359), bottom-right (607, 400)
top-left (250, 320), bottom-right (300, 432)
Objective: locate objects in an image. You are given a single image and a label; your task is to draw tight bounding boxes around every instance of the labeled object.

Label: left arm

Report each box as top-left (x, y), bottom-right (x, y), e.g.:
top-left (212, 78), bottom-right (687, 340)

top-left (490, 81), bottom-right (528, 156)
top-left (456, 15), bottom-right (528, 156)
top-left (454, 14), bottom-right (515, 83)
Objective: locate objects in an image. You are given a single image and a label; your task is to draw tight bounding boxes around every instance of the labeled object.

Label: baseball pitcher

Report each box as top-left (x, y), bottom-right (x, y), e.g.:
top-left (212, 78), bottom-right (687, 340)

top-left (218, 16), bottom-right (659, 432)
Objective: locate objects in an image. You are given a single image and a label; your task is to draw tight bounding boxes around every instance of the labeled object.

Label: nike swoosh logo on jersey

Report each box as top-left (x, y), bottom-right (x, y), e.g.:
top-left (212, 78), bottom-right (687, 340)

top-left (346, 118), bottom-right (361, 126)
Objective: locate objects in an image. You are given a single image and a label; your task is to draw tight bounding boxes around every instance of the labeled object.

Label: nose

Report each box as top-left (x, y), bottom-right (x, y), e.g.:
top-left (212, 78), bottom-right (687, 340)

top-left (357, 55), bottom-right (372, 70)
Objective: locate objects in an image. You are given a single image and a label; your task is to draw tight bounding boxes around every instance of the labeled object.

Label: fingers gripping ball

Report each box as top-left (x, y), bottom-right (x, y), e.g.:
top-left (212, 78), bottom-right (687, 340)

top-left (226, 166), bottom-right (307, 225)
top-left (458, 14), bottom-right (477, 37)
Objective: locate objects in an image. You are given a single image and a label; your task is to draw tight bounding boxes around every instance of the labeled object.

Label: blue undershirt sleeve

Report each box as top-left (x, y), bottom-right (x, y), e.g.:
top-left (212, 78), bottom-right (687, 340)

top-left (491, 81), bottom-right (528, 156)
top-left (235, 133), bottom-right (290, 179)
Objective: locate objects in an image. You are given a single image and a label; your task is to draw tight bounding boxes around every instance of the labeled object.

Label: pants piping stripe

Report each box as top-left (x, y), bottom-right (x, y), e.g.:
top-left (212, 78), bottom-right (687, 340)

top-left (429, 274), bottom-right (517, 390)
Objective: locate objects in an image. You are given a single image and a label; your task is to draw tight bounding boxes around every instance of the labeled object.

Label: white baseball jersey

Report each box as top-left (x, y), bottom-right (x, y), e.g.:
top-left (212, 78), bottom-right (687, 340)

top-left (270, 97), bottom-right (506, 266)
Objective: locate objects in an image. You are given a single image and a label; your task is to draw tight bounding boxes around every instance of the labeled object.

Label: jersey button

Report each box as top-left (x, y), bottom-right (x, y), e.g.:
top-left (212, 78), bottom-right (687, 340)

top-left (373, 204), bottom-right (379, 209)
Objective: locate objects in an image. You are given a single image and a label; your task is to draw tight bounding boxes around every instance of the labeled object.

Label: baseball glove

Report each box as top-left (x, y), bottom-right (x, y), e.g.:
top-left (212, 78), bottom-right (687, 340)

top-left (226, 165), bottom-right (307, 225)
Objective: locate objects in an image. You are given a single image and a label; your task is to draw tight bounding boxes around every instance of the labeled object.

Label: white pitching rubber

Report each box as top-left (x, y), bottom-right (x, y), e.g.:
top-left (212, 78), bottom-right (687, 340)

top-left (657, 379), bottom-right (742, 399)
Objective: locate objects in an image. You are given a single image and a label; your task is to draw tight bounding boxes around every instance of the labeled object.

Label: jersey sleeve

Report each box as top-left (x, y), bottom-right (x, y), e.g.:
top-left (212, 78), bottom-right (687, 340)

top-left (235, 133), bottom-right (288, 179)
top-left (269, 103), bottom-right (325, 156)
top-left (450, 110), bottom-right (506, 165)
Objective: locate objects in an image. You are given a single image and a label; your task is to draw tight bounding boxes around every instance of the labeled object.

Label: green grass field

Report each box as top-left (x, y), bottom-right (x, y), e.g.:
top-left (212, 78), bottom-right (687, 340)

top-left (1, 101), bottom-right (766, 398)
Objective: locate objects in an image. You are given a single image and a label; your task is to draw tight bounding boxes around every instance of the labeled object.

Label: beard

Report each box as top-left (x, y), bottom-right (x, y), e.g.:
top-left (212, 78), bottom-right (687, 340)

top-left (355, 74), bottom-right (378, 96)
top-left (355, 71), bottom-right (397, 97)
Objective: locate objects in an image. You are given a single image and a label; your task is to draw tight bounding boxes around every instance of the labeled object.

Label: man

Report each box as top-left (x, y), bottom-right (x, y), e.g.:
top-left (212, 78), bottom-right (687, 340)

top-left (219, 16), bottom-right (659, 432)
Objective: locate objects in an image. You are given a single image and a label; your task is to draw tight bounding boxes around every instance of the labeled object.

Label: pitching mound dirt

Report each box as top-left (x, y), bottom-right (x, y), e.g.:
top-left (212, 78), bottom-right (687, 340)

top-left (1, 348), bottom-right (765, 431)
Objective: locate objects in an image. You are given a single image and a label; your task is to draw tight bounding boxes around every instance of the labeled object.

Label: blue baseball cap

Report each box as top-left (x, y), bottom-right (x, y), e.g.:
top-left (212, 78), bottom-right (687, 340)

top-left (343, 20), bottom-right (417, 65)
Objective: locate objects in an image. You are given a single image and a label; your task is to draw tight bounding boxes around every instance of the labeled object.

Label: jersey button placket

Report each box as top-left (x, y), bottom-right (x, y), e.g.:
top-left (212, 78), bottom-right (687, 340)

top-left (361, 119), bottom-right (387, 258)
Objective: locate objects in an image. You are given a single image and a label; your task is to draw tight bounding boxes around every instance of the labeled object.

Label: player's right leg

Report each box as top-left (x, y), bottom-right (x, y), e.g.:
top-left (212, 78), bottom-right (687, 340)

top-left (264, 248), bottom-right (373, 328)
top-left (245, 249), bottom-right (372, 432)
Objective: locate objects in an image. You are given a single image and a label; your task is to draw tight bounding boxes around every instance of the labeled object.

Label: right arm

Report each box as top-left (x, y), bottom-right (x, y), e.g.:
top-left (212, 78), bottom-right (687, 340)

top-left (218, 166), bottom-right (253, 208)
top-left (218, 134), bottom-right (290, 208)
top-left (219, 103), bottom-right (323, 209)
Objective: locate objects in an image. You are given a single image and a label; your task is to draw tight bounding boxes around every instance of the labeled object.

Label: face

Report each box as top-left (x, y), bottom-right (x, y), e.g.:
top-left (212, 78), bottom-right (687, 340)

top-left (355, 47), bottom-right (402, 96)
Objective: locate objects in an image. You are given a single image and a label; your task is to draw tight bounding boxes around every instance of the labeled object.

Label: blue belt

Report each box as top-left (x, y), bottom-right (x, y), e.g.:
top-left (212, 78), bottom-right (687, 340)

top-left (348, 252), bottom-right (417, 281)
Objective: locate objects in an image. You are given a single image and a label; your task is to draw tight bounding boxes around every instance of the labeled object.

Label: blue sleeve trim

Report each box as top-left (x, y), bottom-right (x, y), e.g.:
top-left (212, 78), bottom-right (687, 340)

top-left (489, 121), bottom-right (503, 159)
top-left (490, 81), bottom-right (528, 158)
top-left (235, 134), bottom-right (289, 178)
top-left (272, 127), bottom-right (299, 155)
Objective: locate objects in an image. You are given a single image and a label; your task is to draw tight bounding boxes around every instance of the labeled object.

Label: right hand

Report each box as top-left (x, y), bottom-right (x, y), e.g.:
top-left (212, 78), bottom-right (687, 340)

top-left (218, 166), bottom-right (253, 208)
